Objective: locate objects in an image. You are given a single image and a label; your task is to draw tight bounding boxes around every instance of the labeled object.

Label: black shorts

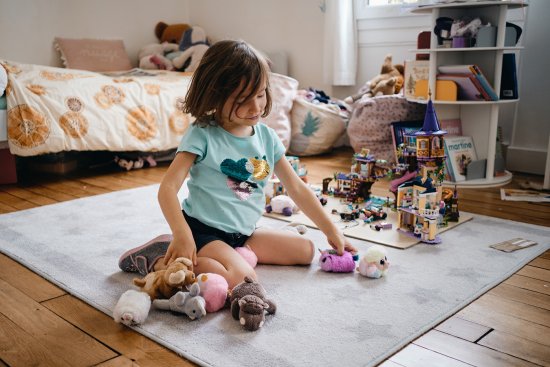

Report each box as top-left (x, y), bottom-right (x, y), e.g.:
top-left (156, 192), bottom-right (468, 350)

top-left (183, 210), bottom-right (250, 252)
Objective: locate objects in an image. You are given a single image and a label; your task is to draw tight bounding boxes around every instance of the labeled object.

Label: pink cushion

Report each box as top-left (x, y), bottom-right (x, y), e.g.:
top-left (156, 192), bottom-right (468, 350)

top-left (263, 73), bottom-right (298, 150)
top-left (54, 37), bottom-right (133, 72)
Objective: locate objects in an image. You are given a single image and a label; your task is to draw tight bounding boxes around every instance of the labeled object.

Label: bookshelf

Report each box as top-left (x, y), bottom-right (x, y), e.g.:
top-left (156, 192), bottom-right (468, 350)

top-left (409, 0), bottom-right (527, 188)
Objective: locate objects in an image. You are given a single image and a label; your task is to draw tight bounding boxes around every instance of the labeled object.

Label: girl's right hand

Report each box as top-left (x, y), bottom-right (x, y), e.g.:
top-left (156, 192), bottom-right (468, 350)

top-left (163, 234), bottom-right (197, 268)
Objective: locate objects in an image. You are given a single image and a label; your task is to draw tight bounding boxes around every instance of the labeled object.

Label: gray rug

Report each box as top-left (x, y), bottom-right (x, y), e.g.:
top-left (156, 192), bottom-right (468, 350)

top-left (0, 184), bottom-right (548, 367)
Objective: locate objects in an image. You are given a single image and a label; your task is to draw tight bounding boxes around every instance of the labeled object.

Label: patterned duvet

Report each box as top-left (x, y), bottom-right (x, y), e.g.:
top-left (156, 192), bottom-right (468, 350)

top-left (1, 60), bottom-right (193, 156)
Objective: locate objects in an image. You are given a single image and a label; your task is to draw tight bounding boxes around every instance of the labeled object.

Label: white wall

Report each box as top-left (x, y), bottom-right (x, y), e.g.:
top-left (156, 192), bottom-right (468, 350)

top-left (0, 0), bottom-right (187, 67)
top-left (184, 0), bottom-right (326, 94)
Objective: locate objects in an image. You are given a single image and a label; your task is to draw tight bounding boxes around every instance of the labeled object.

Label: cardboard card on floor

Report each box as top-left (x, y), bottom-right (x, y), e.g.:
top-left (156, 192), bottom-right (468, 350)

top-left (490, 238), bottom-right (537, 252)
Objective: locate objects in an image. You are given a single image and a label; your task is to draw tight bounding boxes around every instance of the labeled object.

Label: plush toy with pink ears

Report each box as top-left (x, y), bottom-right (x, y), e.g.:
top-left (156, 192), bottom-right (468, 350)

top-left (318, 249), bottom-right (356, 273)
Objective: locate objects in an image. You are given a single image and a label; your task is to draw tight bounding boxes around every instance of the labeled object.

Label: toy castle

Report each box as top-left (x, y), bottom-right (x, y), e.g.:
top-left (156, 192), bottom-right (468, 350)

top-left (395, 97), bottom-right (448, 244)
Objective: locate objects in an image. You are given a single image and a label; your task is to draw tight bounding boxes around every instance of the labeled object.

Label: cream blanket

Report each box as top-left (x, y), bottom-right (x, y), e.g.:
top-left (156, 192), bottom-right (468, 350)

top-left (1, 60), bottom-right (193, 156)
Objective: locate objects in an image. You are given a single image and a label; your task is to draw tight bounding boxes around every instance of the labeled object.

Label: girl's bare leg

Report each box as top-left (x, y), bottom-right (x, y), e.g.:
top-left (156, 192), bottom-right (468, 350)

top-left (245, 227), bottom-right (315, 265)
top-left (194, 240), bottom-right (256, 289)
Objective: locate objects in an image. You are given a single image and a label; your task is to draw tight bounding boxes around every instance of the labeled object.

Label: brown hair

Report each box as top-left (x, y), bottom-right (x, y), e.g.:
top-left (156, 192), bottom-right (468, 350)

top-left (183, 40), bottom-right (272, 127)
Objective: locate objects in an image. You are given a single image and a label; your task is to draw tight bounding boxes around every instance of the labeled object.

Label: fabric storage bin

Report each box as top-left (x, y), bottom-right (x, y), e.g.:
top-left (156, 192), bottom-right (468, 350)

top-left (347, 94), bottom-right (425, 163)
top-left (289, 98), bottom-right (347, 156)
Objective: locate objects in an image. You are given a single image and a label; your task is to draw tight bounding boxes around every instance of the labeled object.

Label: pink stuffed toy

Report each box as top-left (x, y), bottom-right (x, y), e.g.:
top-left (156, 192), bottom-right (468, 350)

top-left (194, 273), bottom-right (229, 312)
top-left (357, 245), bottom-right (389, 278)
top-left (235, 245), bottom-right (258, 268)
top-left (318, 250), bottom-right (355, 273)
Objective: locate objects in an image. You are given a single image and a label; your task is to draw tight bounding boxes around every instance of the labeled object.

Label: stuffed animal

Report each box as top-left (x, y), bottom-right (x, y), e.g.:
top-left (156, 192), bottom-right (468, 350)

top-left (170, 26), bottom-right (210, 72)
top-left (357, 245), bottom-right (390, 278)
top-left (0, 64), bottom-right (7, 96)
top-left (133, 257), bottom-right (195, 300)
top-left (344, 54), bottom-right (404, 103)
top-left (153, 283), bottom-right (207, 320)
top-left (230, 276), bottom-right (276, 330)
top-left (155, 21), bottom-right (191, 44)
top-left (235, 245), bottom-right (258, 268)
top-left (238, 295), bottom-right (271, 331)
top-left (138, 42), bottom-right (180, 70)
top-left (194, 273), bottom-right (229, 313)
top-left (265, 195), bottom-right (300, 216)
top-left (113, 289), bottom-right (151, 326)
top-left (318, 249), bottom-right (356, 273)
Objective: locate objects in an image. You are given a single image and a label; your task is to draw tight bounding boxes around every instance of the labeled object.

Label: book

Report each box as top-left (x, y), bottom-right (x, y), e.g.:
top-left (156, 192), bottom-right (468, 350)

top-left (439, 118), bottom-right (462, 136)
top-left (437, 73), bottom-right (488, 101)
top-left (438, 64), bottom-right (499, 101)
top-left (500, 188), bottom-right (550, 203)
top-left (444, 136), bottom-right (477, 182)
top-left (490, 238), bottom-right (537, 252)
top-left (404, 60), bottom-right (429, 99)
top-left (390, 120), bottom-right (423, 163)
top-left (500, 53), bottom-right (518, 99)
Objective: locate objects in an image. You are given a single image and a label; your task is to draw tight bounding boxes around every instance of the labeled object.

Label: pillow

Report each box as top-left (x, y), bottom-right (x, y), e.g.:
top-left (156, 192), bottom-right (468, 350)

top-left (263, 72), bottom-right (298, 150)
top-left (54, 37), bottom-right (133, 72)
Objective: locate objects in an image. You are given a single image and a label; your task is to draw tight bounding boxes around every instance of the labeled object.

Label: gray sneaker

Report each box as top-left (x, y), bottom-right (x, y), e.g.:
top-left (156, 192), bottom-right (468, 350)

top-left (118, 234), bottom-right (172, 275)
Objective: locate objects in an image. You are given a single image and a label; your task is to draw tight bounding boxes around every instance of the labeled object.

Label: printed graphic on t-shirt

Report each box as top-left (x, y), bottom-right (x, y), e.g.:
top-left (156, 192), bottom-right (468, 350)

top-left (220, 155), bottom-right (270, 201)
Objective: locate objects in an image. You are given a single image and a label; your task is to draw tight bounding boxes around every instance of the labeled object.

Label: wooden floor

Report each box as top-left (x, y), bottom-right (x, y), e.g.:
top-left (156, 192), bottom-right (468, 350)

top-left (0, 147), bottom-right (549, 367)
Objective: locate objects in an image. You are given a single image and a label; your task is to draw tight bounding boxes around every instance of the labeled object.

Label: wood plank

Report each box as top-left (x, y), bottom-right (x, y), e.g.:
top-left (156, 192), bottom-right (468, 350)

top-left (477, 329), bottom-right (550, 367)
top-left (0, 254), bottom-right (65, 302)
top-left (390, 344), bottom-right (472, 367)
top-left (0, 186), bottom-right (58, 206)
top-left (0, 312), bottom-right (73, 367)
top-left (95, 355), bottom-right (140, 367)
top-left (0, 279), bottom-right (117, 366)
top-left (476, 293), bottom-right (550, 327)
top-left (25, 184), bottom-right (78, 202)
top-left (517, 265), bottom-right (550, 282)
top-left (413, 330), bottom-right (538, 367)
top-left (42, 295), bottom-right (196, 367)
top-left (529, 257), bottom-right (550, 270)
top-left (488, 283), bottom-right (550, 311)
top-left (435, 316), bottom-right (491, 342)
top-left (504, 274), bottom-right (550, 295)
top-left (0, 191), bottom-right (37, 210)
top-left (458, 301), bottom-right (550, 346)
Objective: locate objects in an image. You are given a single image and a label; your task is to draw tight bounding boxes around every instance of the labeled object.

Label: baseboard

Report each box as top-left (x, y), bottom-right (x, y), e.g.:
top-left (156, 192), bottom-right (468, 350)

top-left (506, 146), bottom-right (547, 175)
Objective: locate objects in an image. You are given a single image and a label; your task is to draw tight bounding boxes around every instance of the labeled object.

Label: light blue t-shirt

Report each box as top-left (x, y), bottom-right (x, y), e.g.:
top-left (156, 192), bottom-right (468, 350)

top-left (177, 122), bottom-right (286, 235)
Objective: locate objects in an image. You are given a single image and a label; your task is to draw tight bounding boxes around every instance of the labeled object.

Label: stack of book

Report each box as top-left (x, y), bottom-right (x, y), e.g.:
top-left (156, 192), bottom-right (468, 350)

top-left (437, 64), bottom-right (499, 101)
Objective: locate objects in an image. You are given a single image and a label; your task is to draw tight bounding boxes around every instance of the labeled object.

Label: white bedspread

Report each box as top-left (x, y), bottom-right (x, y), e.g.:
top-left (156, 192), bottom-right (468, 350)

top-left (1, 60), bottom-right (193, 156)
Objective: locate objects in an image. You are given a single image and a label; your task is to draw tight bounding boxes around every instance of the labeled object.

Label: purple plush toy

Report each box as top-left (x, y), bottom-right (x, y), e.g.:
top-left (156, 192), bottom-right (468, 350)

top-left (318, 250), bottom-right (355, 273)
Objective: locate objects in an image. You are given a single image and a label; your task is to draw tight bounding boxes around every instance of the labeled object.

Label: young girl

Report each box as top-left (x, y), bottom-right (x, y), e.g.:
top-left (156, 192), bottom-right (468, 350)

top-left (119, 40), bottom-right (356, 288)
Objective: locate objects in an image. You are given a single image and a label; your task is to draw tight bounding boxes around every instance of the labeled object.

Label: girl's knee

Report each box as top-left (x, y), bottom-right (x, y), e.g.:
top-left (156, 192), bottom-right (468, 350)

top-left (296, 238), bottom-right (315, 265)
top-left (228, 267), bottom-right (257, 289)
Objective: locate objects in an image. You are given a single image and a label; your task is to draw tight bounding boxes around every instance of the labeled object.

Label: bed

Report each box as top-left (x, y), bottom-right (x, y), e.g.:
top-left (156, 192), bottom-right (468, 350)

top-left (1, 60), bottom-right (195, 157)
top-left (0, 60), bottom-right (297, 163)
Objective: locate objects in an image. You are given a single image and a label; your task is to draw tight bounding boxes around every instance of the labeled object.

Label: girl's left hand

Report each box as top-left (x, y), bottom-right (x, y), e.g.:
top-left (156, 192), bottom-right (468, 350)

top-left (328, 231), bottom-right (357, 256)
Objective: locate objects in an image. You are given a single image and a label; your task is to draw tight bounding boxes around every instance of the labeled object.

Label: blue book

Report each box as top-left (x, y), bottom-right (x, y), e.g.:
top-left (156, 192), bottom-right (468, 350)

top-left (500, 54), bottom-right (518, 99)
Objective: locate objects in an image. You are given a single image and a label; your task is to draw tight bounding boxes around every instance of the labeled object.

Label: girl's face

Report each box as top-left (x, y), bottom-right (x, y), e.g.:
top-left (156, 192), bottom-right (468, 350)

top-left (220, 80), bottom-right (267, 135)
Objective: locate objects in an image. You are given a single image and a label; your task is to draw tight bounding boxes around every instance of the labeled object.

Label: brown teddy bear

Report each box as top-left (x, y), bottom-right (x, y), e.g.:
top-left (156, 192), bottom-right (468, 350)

top-left (154, 21), bottom-right (191, 44)
top-left (133, 257), bottom-right (195, 300)
top-left (344, 54), bottom-right (404, 103)
top-left (230, 276), bottom-right (276, 331)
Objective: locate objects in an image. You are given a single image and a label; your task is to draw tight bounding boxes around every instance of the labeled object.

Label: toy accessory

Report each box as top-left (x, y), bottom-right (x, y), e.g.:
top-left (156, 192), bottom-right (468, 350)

top-left (357, 245), bottom-right (389, 278)
top-left (113, 289), bottom-right (151, 326)
top-left (133, 257), bottom-right (195, 300)
top-left (153, 283), bottom-right (207, 320)
top-left (318, 249), bottom-right (356, 273)
top-left (230, 276), bottom-right (276, 331)
top-left (195, 273), bottom-right (229, 313)
top-left (265, 194), bottom-right (299, 216)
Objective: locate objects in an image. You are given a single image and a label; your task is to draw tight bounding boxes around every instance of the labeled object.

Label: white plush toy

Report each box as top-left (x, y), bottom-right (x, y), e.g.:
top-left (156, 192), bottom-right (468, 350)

top-left (357, 245), bottom-right (390, 278)
top-left (170, 26), bottom-right (210, 72)
top-left (113, 289), bottom-right (151, 326)
top-left (0, 64), bottom-right (7, 96)
top-left (138, 42), bottom-right (180, 70)
top-left (265, 195), bottom-right (300, 216)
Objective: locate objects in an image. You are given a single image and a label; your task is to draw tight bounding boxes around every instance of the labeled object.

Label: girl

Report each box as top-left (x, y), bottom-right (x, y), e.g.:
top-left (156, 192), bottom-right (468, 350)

top-left (119, 40), bottom-right (356, 288)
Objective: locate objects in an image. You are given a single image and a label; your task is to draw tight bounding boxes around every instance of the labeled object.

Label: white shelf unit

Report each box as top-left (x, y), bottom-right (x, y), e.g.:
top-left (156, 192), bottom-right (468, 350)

top-left (411, 1), bottom-right (528, 188)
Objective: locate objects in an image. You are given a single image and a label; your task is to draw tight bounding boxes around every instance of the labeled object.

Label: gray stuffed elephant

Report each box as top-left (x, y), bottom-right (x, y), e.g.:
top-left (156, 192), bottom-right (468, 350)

top-left (153, 282), bottom-right (206, 320)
